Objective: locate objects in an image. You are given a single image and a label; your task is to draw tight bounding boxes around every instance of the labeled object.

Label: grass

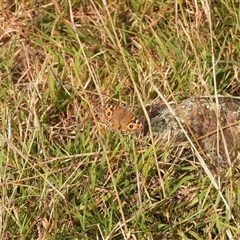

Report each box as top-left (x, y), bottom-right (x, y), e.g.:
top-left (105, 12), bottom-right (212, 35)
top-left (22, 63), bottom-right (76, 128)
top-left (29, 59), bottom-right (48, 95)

top-left (1, 0), bottom-right (240, 239)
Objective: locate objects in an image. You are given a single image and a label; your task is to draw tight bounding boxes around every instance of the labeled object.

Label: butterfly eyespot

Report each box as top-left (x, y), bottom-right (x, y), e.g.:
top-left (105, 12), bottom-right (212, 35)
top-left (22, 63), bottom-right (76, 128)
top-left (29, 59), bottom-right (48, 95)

top-left (105, 105), bottom-right (113, 118)
top-left (106, 110), bottom-right (112, 117)
top-left (128, 123), bottom-right (134, 129)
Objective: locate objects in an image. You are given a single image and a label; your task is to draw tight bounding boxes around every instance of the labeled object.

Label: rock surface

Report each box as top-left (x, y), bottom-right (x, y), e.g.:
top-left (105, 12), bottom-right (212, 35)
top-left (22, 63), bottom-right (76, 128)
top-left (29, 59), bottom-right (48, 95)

top-left (145, 97), bottom-right (240, 166)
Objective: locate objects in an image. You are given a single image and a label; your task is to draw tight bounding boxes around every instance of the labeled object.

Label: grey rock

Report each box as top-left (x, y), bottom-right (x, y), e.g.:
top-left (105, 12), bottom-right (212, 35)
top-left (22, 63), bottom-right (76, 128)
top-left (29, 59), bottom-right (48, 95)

top-left (145, 97), bottom-right (240, 166)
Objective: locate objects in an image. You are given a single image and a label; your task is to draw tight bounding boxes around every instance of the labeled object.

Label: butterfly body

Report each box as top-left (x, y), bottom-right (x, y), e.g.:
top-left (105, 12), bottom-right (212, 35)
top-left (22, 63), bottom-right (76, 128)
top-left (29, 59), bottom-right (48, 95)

top-left (104, 104), bottom-right (142, 132)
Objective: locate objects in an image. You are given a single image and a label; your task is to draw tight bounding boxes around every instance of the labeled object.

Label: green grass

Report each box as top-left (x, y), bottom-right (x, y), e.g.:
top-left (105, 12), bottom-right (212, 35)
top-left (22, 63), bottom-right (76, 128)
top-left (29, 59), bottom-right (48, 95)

top-left (1, 0), bottom-right (240, 239)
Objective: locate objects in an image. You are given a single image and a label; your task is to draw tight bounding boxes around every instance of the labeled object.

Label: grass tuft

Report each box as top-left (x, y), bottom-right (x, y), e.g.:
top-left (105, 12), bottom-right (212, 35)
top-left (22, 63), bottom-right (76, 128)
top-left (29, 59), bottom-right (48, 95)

top-left (1, 0), bottom-right (240, 239)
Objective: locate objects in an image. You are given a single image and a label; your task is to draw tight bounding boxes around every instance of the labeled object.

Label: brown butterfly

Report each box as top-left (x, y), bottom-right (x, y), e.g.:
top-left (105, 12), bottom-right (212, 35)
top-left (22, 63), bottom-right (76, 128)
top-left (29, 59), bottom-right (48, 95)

top-left (104, 104), bottom-right (142, 132)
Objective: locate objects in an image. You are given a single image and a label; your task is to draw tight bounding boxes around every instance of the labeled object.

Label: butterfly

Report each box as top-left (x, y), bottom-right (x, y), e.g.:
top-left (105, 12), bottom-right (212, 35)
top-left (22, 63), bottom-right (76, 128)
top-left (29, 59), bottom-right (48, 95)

top-left (104, 104), bottom-right (142, 132)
